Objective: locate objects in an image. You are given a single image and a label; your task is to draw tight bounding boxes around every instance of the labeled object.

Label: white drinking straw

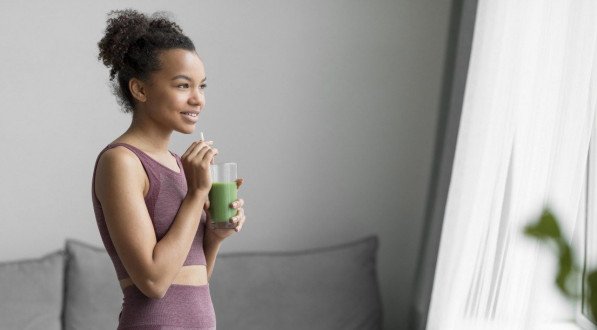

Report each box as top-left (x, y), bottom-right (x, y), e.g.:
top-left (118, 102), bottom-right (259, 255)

top-left (201, 131), bottom-right (216, 165)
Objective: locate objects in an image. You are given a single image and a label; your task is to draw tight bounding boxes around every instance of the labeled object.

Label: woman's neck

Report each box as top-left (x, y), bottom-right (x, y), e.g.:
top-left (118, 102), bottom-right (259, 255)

top-left (117, 113), bottom-right (173, 155)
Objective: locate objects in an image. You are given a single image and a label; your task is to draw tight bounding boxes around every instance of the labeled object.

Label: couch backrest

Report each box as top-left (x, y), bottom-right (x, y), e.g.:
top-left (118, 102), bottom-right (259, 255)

top-left (0, 236), bottom-right (383, 330)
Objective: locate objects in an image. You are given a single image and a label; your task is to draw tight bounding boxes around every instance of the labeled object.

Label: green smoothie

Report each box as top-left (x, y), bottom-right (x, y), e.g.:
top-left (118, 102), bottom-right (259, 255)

top-left (208, 182), bottom-right (238, 224)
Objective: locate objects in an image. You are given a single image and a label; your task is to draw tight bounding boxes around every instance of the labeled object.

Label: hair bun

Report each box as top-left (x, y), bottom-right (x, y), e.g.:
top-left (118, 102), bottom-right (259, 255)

top-left (97, 9), bottom-right (150, 80)
top-left (148, 11), bottom-right (184, 34)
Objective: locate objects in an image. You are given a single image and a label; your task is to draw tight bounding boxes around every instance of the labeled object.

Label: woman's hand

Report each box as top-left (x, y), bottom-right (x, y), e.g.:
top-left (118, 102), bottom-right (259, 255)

top-left (204, 178), bottom-right (246, 241)
top-left (180, 140), bottom-right (218, 195)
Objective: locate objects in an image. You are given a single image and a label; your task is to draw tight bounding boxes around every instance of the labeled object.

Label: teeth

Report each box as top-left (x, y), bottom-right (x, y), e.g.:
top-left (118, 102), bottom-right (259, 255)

top-left (183, 113), bottom-right (198, 117)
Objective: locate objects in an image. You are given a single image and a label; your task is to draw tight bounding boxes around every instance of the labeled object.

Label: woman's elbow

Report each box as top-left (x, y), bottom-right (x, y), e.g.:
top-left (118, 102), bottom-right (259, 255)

top-left (138, 279), bottom-right (167, 299)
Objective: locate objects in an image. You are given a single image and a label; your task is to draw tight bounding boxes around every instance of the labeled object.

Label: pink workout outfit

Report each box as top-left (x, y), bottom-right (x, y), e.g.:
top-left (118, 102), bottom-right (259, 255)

top-left (92, 142), bottom-right (216, 330)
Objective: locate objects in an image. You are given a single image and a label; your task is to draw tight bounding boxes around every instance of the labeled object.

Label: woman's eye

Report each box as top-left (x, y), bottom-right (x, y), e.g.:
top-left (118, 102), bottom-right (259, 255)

top-left (200, 84), bottom-right (207, 89)
top-left (177, 84), bottom-right (189, 89)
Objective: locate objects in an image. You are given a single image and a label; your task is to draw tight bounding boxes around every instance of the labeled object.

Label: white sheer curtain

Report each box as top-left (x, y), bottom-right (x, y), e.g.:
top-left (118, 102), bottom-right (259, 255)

top-left (427, 0), bottom-right (597, 329)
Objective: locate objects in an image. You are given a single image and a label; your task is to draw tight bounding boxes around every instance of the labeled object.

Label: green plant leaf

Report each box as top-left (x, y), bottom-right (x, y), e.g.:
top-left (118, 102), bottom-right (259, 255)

top-left (523, 207), bottom-right (597, 321)
top-left (556, 242), bottom-right (576, 297)
top-left (588, 271), bottom-right (597, 322)
top-left (524, 209), bottom-right (562, 240)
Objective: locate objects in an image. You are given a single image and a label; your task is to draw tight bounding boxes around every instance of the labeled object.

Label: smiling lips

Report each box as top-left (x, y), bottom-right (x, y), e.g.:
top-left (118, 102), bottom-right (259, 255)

top-left (181, 111), bottom-right (199, 122)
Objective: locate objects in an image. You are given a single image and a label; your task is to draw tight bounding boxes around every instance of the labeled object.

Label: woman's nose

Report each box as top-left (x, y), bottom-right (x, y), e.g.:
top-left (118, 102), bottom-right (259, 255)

top-left (189, 88), bottom-right (204, 107)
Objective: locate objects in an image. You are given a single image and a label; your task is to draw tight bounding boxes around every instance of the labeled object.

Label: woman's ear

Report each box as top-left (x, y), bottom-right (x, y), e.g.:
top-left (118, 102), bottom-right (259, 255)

top-left (129, 78), bottom-right (147, 103)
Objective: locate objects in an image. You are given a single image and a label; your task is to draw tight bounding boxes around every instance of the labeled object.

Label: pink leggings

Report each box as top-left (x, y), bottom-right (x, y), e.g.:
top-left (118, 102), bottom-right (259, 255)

top-left (117, 283), bottom-right (216, 330)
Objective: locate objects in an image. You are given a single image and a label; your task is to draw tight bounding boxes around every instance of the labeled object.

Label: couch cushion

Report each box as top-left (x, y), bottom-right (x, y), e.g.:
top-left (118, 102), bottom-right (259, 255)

top-left (63, 239), bottom-right (122, 330)
top-left (0, 250), bottom-right (64, 330)
top-left (209, 235), bottom-right (383, 330)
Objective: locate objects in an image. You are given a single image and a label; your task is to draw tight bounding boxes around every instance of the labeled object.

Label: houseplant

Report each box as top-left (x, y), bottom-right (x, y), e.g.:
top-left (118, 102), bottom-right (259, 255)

top-left (524, 207), bottom-right (597, 323)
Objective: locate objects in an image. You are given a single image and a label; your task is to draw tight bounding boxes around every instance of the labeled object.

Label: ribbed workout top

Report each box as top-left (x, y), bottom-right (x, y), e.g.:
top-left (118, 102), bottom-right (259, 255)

top-left (91, 142), bottom-right (207, 280)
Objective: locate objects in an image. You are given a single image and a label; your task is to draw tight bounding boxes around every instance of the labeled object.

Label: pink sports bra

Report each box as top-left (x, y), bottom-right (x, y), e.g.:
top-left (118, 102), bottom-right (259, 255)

top-left (91, 142), bottom-right (207, 280)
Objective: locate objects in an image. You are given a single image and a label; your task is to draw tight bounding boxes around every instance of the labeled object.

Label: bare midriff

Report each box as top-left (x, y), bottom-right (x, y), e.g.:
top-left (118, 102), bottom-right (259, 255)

top-left (119, 265), bottom-right (208, 291)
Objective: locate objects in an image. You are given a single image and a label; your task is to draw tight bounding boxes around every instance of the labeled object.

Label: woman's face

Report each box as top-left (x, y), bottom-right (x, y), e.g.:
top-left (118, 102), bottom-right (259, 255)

top-left (141, 48), bottom-right (206, 134)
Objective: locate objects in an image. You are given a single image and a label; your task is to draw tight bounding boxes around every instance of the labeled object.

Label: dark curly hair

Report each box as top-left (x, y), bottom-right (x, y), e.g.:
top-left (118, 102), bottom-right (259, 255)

top-left (97, 9), bottom-right (196, 114)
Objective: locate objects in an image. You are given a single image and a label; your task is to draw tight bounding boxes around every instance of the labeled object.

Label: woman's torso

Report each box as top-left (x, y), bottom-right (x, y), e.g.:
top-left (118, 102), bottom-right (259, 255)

top-left (91, 140), bottom-right (215, 329)
top-left (110, 140), bottom-right (208, 290)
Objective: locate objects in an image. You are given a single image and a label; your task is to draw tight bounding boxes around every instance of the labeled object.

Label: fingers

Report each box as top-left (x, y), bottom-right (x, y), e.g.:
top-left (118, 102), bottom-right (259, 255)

top-left (206, 148), bottom-right (219, 163)
top-left (188, 143), bottom-right (218, 167)
top-left (182, 141), bottom-right (216, 168)
top-left (182, 140), bottom-right (213, 159)
top-left (236, 210), bottom-right (245, 232)
top-left (209, 210), bottom-right (245, 232)
top-left (194, 143), bottom-right (216, 162)
top-left (230, 198), bottom-right (244, 209)
top-left (229, 207), bottom-right (245, 232)
top-left (229, 199), bottom-right (245, 232)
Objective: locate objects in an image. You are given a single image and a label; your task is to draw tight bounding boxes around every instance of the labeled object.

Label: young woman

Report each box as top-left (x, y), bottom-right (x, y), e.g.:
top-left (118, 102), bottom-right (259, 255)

top-left (92, 9), bottom-right (246, 329)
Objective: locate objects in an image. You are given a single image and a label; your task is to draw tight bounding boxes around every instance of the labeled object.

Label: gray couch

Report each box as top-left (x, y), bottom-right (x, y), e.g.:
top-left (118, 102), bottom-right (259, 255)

top-left (0, 235), bottom-right (383, 329)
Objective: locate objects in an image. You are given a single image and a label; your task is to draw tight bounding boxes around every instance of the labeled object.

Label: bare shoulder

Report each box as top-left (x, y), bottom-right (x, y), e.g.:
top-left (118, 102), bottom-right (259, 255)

top-left (98, 145), bottom-right (141, 170)
top-left (95, 146), bottom-right (145, 201)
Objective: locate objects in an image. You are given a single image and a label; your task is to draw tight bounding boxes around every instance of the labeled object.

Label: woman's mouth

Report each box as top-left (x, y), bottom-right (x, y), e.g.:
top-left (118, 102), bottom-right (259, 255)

top-left (181, 112), bottom-right (199, 122)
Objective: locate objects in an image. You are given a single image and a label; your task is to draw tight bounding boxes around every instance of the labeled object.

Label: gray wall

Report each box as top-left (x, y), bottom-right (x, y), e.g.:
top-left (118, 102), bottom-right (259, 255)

top-left (0, 1), bottom-right (452, 328)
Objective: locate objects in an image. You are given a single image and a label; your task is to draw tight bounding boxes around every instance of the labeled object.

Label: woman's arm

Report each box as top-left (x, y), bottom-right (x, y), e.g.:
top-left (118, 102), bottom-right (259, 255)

top-left (96, 147), bottom-right (208, 299)
top-left (203, 233), bottom-right (224, 280)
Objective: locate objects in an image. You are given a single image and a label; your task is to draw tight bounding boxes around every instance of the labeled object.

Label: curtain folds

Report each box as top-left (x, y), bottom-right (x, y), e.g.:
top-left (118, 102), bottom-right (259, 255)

top-left (427, 0), bottom-right (597, 329)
